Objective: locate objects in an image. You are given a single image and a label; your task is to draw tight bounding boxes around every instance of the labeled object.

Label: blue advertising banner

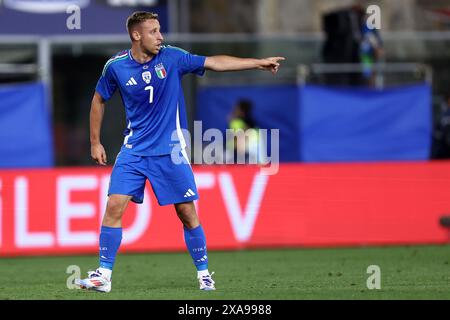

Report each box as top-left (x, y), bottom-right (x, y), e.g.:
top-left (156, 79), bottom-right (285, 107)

top-left (299, 84), bottom-right (432, 162)
top-left (197, 84), bottom-right (432, 163)
top-left (0, 82), bottom-right (53, 168)
top-left (0, 0), bottom-right (168, 34)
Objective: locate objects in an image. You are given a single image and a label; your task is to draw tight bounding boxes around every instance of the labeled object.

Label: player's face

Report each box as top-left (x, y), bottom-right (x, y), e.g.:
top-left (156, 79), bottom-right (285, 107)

top-left (139, 19), bottom-right (164, 55)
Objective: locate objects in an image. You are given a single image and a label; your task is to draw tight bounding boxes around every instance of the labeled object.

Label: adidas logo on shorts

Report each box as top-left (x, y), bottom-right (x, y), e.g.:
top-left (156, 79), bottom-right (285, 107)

top-left (183, 189), bottom-right (196, 198)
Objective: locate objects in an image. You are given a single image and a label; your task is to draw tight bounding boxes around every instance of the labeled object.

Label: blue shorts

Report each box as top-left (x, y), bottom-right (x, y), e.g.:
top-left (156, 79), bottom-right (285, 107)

top-left (108, 150), bottom-right (199, 205)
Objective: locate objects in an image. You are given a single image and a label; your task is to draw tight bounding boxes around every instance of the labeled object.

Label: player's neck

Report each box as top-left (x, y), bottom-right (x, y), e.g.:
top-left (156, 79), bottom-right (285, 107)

top-left (130, 47), bottom-right (155, 64)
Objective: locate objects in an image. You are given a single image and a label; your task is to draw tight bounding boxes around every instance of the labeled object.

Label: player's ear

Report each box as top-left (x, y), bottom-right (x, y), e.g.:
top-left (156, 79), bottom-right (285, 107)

top-left (131, 30), bottom-right (141, 41)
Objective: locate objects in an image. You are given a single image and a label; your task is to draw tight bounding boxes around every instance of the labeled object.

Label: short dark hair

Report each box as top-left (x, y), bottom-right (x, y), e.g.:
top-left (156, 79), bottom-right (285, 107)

top-left (237, 99), bottom-right (253, 115)
top-left (126, 11), bottom-right (159, 35)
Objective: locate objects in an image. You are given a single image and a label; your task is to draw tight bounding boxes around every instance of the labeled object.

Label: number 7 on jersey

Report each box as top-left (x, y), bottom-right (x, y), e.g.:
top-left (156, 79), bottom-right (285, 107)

top-left (145, 85), bottom-right (154, 103)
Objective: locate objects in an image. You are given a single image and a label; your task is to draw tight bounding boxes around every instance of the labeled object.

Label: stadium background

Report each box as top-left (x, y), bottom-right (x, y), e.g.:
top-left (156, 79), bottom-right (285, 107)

top-left (1, 0), bottom-right (450, 300)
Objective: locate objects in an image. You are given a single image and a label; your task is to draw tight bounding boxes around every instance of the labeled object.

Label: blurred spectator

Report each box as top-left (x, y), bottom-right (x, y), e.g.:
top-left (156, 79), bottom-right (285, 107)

top-left (226, 99), bottom-right (260, 164)
top-left (360, 10), bottom-right (384, 87)
top-left (322, 4), bottom-right (384, 87)
top-left (322, 5), bottom-right (363, 86)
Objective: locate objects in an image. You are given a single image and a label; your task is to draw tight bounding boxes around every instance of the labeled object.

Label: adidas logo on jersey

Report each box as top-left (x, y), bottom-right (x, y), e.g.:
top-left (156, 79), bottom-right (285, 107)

top-left (126, 77), bottom-right (137, 86)
top-left (183, 189), bottom-right (196, 198)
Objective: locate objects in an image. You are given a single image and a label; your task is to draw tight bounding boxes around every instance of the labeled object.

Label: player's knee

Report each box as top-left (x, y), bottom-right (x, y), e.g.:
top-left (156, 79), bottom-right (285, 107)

top-left (105, 197), bottom-right (127, 220)
top-left (175, 202), bottom-right (199, 227)
top-left (175, 202), bottom-right (193, 216)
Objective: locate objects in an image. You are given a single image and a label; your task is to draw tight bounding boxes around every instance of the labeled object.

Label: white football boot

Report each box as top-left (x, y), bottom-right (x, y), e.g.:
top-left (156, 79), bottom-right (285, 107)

top-left (198, 271), bottom-right (215, 291)
top-left (75, 269), bottom-right (111, 293)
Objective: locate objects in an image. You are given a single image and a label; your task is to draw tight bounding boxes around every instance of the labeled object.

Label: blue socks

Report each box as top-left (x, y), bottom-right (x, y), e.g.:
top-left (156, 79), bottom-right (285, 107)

top-left (99, 226), bottom-right (122, 270)
top-left (98, 225), bottom-right (207, 273)
top-left (184, 225), bottom-right (208, 271)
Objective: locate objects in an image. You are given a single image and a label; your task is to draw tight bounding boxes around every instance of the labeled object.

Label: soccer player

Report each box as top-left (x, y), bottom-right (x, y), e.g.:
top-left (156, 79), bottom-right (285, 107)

top-left (75, 11), bottom-right (284, 293)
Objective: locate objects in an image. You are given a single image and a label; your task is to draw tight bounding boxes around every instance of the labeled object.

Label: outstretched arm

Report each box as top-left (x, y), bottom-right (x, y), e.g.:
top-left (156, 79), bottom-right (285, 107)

top-left (204, 56), bottom-right (285, 74)
top-left (90, 92), bottom-right (108, 165)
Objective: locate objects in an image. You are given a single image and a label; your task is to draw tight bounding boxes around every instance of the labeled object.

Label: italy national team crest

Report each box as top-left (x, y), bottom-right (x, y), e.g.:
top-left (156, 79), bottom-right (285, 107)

top-left (142, 71), bottom-right (151, 84)
top-left (155, 63), bottom-right (167, 79)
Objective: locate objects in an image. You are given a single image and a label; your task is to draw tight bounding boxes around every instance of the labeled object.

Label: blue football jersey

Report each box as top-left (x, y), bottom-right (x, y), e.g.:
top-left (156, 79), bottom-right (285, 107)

top-left (95, 46), bottom-right (206, 156)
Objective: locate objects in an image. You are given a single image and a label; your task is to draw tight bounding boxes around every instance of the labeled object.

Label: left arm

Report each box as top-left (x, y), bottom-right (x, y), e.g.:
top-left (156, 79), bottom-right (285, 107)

top-left (204, 55), bottom-right (285, 74)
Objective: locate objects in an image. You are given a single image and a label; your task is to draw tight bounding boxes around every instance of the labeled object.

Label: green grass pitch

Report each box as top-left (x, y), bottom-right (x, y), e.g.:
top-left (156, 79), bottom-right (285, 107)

top-left (0, 245), bottom-right (449, 299)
